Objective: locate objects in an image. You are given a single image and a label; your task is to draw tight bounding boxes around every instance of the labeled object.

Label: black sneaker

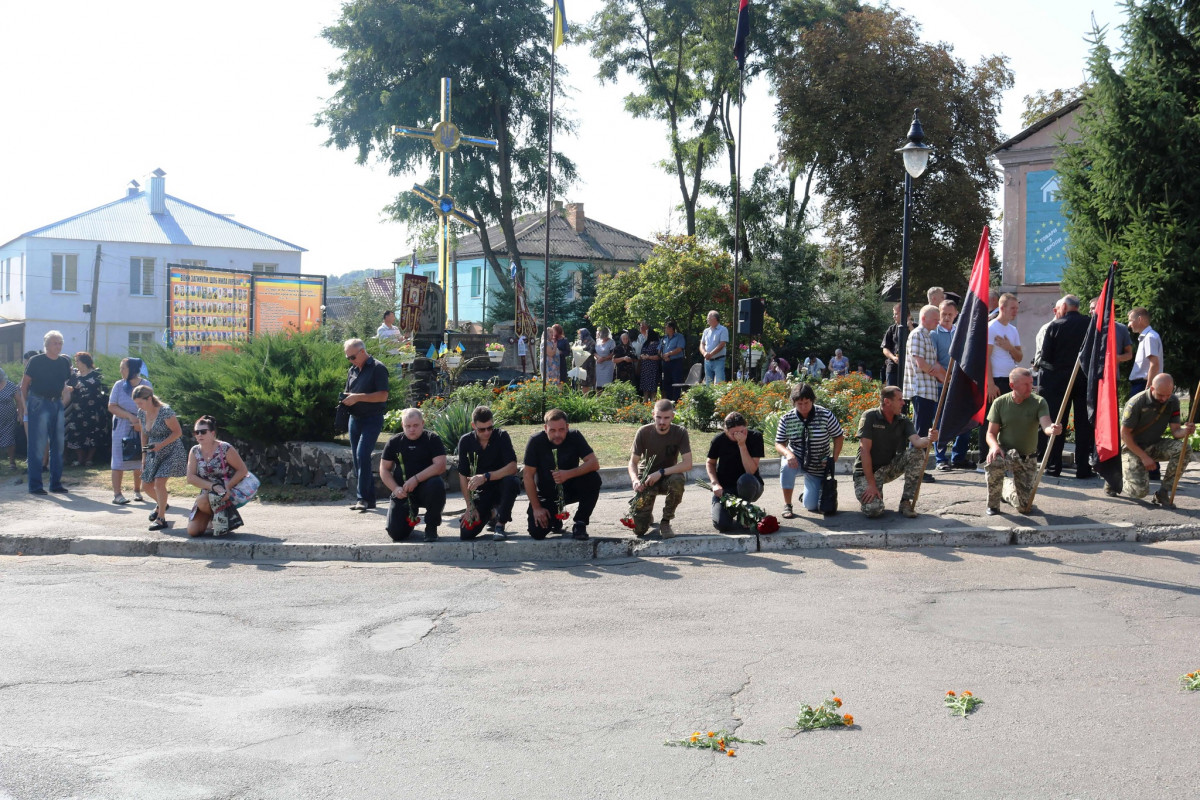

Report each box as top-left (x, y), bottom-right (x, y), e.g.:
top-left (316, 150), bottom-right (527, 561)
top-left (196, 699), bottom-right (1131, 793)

top-left (50, 486), bottom-right (69, 494)
top-left (30, 488), bottom-right (48, 495)
top-left (491, 526), bottom-right (508, 541)
top-left (923, 473), bottom-right (936, 483)
top-left (571, 524), bottom-right (589, 541)
top-left (423, 530), bottom-right (439, 542)
top-left (1152, 490), bottom-right (1176, 509)
top-left (951, 460), bottom-right (977, 470)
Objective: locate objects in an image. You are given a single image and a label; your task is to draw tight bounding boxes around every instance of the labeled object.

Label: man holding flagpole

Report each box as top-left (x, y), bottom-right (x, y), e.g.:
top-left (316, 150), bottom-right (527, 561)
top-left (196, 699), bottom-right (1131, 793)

top-left (1117, 374), bottom-right (1193, 508)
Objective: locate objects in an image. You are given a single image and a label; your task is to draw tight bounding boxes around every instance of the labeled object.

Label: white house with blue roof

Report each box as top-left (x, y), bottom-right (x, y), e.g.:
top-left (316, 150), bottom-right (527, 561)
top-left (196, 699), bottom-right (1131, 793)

top-left (0, 169), bottom-right (305, 360)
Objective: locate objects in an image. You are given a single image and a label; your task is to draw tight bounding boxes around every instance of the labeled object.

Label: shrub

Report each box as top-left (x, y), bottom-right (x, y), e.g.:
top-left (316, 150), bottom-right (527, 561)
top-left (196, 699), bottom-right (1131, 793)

top-left (449, 381), bottom-right (500, 411)
top-left (491, 379), bottom-right (581, 424)
top-left (612, 402), bottom-right (654, 425)
top-left (676, 383), bottom-right (718, 430)
top-left (140, 331), bottom-right (409, 443)
top-left (814, 373), bottom-right (881, 439)
top-left (594, 380), bottom-right (641, 421)
top-left (424, 402), bottom-right (475, 453)
top-left (714, 381), bottom-right (780, 432)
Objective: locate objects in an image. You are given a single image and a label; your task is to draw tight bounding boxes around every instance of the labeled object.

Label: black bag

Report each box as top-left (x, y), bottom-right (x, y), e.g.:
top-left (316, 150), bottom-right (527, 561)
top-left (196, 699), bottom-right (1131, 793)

top-left (334, 394), bottom-right (351, 434)
top-left (818, 457), bottom-right (838, 516)
top-left (121, 435), bottom-right (142, 462)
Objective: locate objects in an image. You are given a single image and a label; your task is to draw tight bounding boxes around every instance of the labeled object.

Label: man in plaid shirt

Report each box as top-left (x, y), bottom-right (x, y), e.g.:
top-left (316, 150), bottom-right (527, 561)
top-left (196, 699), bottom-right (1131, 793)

top-left (903, 305), bottom-right (946, 479)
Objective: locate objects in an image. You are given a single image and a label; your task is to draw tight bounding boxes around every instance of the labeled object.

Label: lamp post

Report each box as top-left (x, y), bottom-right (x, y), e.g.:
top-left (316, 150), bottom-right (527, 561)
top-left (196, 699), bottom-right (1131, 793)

top-left (893, 108), bottom-right (931, 394)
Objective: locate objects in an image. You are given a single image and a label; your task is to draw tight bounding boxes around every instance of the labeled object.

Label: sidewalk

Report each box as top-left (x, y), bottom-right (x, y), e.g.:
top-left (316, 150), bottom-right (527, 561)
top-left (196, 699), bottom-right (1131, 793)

top-left (2, 459), bottom-right (1197, 563)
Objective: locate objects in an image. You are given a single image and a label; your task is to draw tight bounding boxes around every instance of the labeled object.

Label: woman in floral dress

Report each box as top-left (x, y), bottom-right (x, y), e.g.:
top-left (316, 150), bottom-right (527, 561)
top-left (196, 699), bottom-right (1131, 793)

top-left (64, 352), bottom-right (108, 466)
top-left (0, 367), bottom-right (23, 471)
top-left (133, 385), bottom-right (187, 531)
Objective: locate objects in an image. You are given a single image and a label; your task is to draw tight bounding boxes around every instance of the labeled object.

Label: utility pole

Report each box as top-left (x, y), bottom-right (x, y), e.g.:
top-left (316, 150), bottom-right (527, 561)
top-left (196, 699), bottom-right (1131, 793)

top-left (87, 244), bottom-right (101, 351)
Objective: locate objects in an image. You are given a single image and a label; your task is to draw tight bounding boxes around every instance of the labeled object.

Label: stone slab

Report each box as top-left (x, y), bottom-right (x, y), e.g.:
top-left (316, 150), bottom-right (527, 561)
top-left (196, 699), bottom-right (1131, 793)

top-left (759, 531), bottom-right (887, 550)
top-left (68, 537), bottom-right (157, 558)
top-left (886, 528), bottom-right (1012, 548)
top-left (0, 534), bottom-right (71, 556)
top-left (1011, 522), bottom-right (1137, 546)
top-left (629, 534), bottom-right (756, 557)
top-left (471, 539), bottom-right (595, 562)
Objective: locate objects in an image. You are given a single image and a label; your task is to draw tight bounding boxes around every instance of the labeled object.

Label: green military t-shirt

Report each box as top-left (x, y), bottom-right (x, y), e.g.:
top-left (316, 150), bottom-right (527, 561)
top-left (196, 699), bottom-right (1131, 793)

top-left (987, 392), bottom-right (1049, 456)
top-left (853, 408), bottom-right (916, 477)
top-left (1121, 389), bottom-right (1180, 449)
top-left (632, 423), bottom-right (691, 470)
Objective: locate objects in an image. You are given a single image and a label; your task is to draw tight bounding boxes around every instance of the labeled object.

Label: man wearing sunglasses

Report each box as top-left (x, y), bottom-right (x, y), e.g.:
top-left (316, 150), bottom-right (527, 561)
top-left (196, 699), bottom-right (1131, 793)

top-left (342, 338), bottom-right (390, 511)
top-left (456, 405), bottom-right (521, 541)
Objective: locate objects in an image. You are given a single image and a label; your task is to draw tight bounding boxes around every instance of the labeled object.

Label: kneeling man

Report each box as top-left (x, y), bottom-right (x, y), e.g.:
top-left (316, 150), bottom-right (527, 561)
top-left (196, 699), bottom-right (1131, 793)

top-left (853, 386), bottom-right (937, 518)
top-left (707, 411), bottom-right (764, 532)
top-left (1119, 373), bottom-right (1193, 509)
top-left (628, 399), bottom-right (693, 538)
top-left (380, 408), bottom-right (447, 541)
top-left (523, 409), bottom-right (602, 540)
top-left (457, 405), bottom-right (521, 540)
top-left (985, 367), bottom-right (1061, 515)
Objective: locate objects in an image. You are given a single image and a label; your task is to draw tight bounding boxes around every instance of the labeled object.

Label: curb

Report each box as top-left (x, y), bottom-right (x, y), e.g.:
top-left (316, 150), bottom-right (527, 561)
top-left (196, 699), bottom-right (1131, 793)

top-left (3, 520), bottom-right (1192, 564)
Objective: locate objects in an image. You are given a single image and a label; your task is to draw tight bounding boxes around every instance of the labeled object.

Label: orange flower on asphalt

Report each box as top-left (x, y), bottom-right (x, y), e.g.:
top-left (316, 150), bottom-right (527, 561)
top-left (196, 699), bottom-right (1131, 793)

top-left (946, 691), bottom-right (955, 697)
top-left (843, 714), bottom-right (854, 725)
top-left (727, 749), bottom-right (736, 757)
top-left (832, 697), bottom-right (842, 707)
top-left (717, 739), bottom-right (725, 748)
top-left (962, 691), bottom-right (973, 697)
top-left (707, 731), bottom-right (715, 737)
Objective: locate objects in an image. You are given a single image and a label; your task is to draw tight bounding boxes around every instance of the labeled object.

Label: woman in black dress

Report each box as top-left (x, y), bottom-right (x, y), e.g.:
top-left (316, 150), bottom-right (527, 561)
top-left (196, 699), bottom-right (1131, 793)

top-left (64, 352), bottom-right (108, 467)
top-left (639, 330), bottom-right (661, 400)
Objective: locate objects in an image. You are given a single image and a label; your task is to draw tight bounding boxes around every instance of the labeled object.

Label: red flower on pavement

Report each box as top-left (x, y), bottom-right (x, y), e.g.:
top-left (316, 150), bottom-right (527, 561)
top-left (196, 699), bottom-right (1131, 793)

top-left (756, 515), bottom-right (779, 534)
top-left (407, 516), bottom-right (421, 526)
top-left (620, 517), bottom-right (636, 529)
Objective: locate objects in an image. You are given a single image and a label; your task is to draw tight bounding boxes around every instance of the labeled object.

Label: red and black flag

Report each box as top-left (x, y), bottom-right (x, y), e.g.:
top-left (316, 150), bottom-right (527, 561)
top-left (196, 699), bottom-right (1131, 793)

top-left (937, 226), bottom-right (991, 439)
top-left (1081, 261), bottom-right (1122, 489)
top-left (733, 0), bottom-right (750, 70)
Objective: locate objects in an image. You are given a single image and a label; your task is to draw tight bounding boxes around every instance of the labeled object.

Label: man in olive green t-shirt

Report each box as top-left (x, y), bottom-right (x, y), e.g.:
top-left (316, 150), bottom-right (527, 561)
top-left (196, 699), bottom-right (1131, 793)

top-left (985, 368), bottom-right (1061, 515)
top-left (1118, 373), bottom-right (1194, 507)
top-left (628, 399), bottom-right (693, 538)
top-left (853, 386), bottom-right (938, 518)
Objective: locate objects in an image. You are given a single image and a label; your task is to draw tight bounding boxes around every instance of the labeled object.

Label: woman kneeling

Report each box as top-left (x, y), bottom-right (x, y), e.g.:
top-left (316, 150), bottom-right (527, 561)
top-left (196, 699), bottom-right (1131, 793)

top-left (185, 415), bottom-right (257, 536)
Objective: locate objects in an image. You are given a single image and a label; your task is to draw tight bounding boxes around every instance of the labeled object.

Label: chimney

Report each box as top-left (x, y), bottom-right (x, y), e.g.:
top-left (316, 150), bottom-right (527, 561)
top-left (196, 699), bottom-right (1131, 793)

top-left (566, 202), bottom-right (585, 233)
top-left (127, 179), bottom-right (141, 198)
top-left (551, 200), bottom-right (564, 213)
top-left (149, 168), bottom-right (167, 215)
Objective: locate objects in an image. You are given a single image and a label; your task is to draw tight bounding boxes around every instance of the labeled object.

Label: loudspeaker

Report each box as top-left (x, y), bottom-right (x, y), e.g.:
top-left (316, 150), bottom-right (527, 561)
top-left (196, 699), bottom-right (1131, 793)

top-left (737, 298), bottom-right (765, 336)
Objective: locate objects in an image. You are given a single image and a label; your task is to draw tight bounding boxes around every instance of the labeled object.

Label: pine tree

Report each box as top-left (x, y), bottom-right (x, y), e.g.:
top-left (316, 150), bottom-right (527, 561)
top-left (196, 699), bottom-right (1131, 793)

top-left (1057, 0), bottom-right (1200, 390)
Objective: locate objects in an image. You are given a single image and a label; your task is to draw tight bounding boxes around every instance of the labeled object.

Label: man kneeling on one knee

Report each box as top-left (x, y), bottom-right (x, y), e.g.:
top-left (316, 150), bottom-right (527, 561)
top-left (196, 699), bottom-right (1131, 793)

top-left (457, 405), bottom-right (521, 541)
top-left (853, 385), bottom-right (937, 518)
top-left (628, 399), bottom-right (693, 539)
top-left (523, 409), bottom-right (602, 540)
top-left (985, 367), bottom-right (1060, 515)
top-left (707, 411), bottom-right (764, 532)
top-left (380, 408), bottom-right (447, 542)
top-left (1118, 373), bottom-right (1193, 509)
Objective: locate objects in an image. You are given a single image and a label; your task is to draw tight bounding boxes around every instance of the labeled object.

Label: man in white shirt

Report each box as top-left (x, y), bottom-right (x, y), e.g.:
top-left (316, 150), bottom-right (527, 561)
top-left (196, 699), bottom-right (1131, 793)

top-left (699, 310), bottom-right (729, 384)
top-left (1127, 307), bottom-right (1162, 395)
top-left (376, 310), bottom-right (401, 341)
top-left (987, 293), bottom-right (1023, 400)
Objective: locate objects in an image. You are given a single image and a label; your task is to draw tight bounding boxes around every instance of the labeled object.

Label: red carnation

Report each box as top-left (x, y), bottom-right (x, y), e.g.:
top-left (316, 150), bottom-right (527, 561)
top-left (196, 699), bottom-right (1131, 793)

top-left (408, 516), bottom-right (422, 526)
top-left (556, 512), bottom-right (570, 521)
top-left (619, 517), bottom-right (636, 529)
top-left (756, 515), bottom-right (779, 534)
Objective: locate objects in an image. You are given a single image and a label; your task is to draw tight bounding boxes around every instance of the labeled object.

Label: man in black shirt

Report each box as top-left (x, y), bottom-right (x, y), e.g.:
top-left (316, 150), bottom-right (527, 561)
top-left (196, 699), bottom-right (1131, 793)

top-left (1037, 294), bottom-right (1095, 478)
top-left (706, 412), bottom-right (765, 532)
top-left (456, 405), bottom-right (521, 541)
top-left (522, 408), bottom-right (602, 540)
top-left (20, 330), bottom-right (72, 495)
top-left (380, 408), bottom-right (447, 542)
top-left (342, 338), bottom-right (390, 511)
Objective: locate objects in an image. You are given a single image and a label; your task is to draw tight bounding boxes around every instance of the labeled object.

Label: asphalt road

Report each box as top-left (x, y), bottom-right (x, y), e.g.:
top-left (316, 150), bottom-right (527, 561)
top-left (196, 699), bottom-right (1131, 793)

top-left (2, 544), bottom-right (1199, 799)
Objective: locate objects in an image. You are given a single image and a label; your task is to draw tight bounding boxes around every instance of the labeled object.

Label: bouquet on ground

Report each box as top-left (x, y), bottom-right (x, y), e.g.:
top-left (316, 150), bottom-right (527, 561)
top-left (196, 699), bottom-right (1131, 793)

top-left (789, 693), bottom-right (854, 730)
top-left (621, 455), bottom-right (656, 530)
top-left (664, 729), bottom-right (764, 757)
top-left (551, 449), bottom-right (569, 522)
top-left (944, 690), bottom-right (983, 716)
top-left (1182, 671), bottom-right (1200, 691)
top-left (695, 479), bottom-right (779, 533)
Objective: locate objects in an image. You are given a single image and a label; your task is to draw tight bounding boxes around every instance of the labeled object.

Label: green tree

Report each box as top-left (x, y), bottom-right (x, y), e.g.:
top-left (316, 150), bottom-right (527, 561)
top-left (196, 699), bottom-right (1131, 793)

top-left (1057, 0), bottom-right (1200, 390)
top-left (322, 279), bottom-right (394, 344)
top-left (318, 0), bottom-right (576, 293)
top-left (775, 6), bottom-right (1013, 292)
top-left (1020, 84), bottom-right (1088, 128)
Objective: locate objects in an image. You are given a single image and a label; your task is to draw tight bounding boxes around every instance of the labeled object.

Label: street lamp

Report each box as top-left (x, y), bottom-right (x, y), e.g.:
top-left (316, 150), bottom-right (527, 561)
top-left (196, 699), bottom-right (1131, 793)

top-left (893, 108), bottom-right (931, 394)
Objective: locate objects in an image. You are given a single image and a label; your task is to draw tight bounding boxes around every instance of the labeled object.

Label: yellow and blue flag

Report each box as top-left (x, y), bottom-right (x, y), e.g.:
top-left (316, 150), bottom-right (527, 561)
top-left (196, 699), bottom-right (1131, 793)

top-left (553, 0), bottom-right (568, 52)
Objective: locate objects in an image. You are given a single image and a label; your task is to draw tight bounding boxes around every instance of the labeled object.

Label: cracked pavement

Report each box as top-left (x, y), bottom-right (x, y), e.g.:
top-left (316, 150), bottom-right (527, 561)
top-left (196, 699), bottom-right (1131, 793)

top-left (2, 543), bottom-right (1200, 799)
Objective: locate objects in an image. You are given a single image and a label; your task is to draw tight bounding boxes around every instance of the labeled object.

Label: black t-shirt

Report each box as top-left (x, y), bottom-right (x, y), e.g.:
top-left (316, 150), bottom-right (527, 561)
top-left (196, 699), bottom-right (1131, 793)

top-left (457, 429), bottom-right (517, 477)
top-left (24, 353), bottom-right (73, 398)
top-left (344, 356), bottom-right (390, 417)
top-left (381, 430), bottom-right (446, 483)
top-left (523, 429), bottom-right (594, 495)
top-left (707, 430), bottom-right (765, 491)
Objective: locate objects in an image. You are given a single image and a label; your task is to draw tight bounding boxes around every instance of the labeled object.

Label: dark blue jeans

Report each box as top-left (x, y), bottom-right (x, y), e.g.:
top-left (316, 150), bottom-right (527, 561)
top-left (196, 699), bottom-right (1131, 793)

top-left (27, 393), bottom-right (65, 493)
top-left (662, 358), bottom-right (684, 400)
top-left (348, 413), bottom-right (384, 504)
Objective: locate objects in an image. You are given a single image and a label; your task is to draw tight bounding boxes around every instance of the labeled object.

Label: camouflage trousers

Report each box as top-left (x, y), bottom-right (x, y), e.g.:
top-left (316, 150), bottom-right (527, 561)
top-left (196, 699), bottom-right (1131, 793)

top-left (631, 473), bottom-right (686, 534)
top-left (986, 450), bottom-right (1038, 512)
top-left (853, 448), bottom-right (925, 518)
top-left (1122, 439), bottom-right (1188, 499)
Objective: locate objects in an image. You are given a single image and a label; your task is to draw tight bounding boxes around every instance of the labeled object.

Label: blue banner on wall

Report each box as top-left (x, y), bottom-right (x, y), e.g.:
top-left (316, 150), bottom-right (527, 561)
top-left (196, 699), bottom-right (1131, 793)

top-left (1024, 169), bottom-right (1068, 284)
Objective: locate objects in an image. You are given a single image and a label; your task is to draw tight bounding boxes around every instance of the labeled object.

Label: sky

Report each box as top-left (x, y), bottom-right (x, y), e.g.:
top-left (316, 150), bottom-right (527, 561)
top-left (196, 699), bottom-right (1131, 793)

top-left (0, 0), bottom-right (1128, 277)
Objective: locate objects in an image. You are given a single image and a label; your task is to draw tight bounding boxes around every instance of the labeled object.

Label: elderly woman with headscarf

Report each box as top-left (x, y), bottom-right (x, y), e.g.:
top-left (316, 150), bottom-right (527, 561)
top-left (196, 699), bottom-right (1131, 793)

top-left (0, 366), bottom-right (23, 472)
top-left (107, 357), bottom-right (151, 504)
top-left (594, 327), bottom-right (616, 389)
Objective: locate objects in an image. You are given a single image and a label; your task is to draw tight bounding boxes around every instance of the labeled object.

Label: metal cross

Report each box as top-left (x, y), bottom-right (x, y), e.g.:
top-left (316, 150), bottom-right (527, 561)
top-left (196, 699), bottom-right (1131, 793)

top-left (391, 78), bottom-right (497, 332)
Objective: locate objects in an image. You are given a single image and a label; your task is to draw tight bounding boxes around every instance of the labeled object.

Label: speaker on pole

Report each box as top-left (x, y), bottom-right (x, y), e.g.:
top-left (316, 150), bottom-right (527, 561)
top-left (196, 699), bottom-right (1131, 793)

top-left (738, 298), bottom-right (765, 336)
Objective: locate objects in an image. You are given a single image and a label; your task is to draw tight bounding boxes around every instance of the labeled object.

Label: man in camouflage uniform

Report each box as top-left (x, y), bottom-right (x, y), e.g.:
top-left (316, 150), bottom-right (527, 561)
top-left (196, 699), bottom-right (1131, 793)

top-left (1118, 373), bottom-right (1194, 509)
top-left (985, 368), bottom-right (1061, 515)
top-left (853, 386), bottom-right (938, 518)
top-left (628, 399), bottom-right (693, 538)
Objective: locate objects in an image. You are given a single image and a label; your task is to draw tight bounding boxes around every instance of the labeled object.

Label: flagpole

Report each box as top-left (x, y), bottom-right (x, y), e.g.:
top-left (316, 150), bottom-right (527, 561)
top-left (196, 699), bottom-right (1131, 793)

top-left (541, 32), bottom-right (558, 413)
top-left (912, 358), bottom-right (954, 507)
top-left (1168, 379), bottom-right (1200, 505)
top-left (730, 67), bottom-right (743, 377)
top-left (1029, 359), bottom-right (1082, 506)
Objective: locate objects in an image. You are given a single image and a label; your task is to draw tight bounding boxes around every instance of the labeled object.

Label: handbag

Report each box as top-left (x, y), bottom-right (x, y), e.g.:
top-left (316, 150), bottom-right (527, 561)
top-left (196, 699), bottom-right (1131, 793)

top-left (334, 394), bottom-right (351, 433)
top-left (818, 456), bottom-right (838, 516)
top-left (121, 434), bottom-right (142, 462)
top-left (218, 443), bottom-right (260, 505)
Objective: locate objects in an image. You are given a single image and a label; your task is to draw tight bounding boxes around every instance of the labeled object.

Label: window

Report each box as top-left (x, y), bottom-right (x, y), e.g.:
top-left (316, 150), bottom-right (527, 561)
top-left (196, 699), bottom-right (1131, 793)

top-left (52, 254), bottom-right (78, 292)
top-left (253, 263), bottom-right (278, 274)
top-left (179, 259), bottom-right (207, 267)
top-left (130, 257), bottom-right (155, 296)
top-left (470, 266), bottom-right (482, 297)
top-left (2, 258), bottom-right (9, 300)
top-left (423, 269), bottom-right (437, 284)
top-left (566, 270), bottom-right (581, 301)
top-left (128, 331), bottom-right (155, 353)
